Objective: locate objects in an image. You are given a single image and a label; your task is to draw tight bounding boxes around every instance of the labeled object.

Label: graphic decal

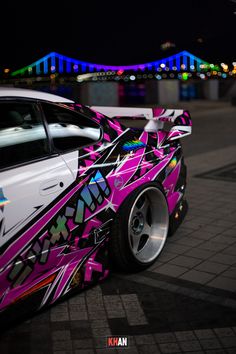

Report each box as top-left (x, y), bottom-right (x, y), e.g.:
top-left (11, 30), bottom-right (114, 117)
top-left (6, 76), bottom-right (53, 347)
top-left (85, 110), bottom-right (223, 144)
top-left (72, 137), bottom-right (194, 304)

top-left (0, 188), bottom-right (10, 209)
top-left (0, 188), bottom-right (9, 239)
top-left (165, 157), bottom-right (177, 177)
top-left (122, 140), bottom-right (147, 152)
top-left (0, 104), bottom-right (191, 318)
top-left (4, 170), bottom-right (111, 289)
top-left (114, 176), bottom-right (124, 190)
top-left (152, 109), bottom-right (192, 140)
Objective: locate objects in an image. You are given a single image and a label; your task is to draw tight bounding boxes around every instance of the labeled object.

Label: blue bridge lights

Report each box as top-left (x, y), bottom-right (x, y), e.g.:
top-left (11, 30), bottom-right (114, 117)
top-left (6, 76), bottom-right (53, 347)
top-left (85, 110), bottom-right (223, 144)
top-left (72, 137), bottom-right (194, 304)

top-left (11, 50), bottom-right (212, 77)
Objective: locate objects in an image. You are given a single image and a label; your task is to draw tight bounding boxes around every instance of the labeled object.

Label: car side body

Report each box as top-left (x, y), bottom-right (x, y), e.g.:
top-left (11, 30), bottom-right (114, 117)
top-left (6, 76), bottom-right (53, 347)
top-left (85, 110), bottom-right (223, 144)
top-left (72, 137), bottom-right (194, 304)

top-left (0, 88), bottom-right (192, 321)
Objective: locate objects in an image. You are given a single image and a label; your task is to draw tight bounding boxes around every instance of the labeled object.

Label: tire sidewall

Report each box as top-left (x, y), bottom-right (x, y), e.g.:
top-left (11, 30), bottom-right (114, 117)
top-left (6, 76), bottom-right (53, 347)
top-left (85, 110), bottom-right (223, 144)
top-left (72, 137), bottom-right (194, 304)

top-left (110, 181), bottom-right (169, 272)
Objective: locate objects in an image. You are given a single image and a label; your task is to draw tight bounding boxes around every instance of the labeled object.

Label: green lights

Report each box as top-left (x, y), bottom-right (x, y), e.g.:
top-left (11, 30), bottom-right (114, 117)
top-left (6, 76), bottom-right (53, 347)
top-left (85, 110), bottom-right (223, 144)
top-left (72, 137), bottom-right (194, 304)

top-left (182, 72), bottom-right (188, 81)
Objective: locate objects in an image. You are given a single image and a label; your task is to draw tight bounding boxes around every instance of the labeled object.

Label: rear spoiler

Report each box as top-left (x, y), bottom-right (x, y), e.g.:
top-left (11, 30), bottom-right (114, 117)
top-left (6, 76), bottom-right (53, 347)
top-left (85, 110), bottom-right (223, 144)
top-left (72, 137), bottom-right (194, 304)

top-left (91, 106), bottom-right (192, 141)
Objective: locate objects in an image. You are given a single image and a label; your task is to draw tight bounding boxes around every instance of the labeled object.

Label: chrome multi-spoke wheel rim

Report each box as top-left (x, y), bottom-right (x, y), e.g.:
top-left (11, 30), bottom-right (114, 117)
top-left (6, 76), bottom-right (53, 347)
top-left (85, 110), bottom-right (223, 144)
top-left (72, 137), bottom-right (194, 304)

top-left (128, 186), bottom-right (169, 263)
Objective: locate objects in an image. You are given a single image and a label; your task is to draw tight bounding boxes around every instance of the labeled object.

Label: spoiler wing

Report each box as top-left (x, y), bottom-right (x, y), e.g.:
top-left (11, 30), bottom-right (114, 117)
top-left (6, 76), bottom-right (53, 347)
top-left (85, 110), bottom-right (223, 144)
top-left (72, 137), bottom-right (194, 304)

top-left (91, 106), bottom-right (192, 141)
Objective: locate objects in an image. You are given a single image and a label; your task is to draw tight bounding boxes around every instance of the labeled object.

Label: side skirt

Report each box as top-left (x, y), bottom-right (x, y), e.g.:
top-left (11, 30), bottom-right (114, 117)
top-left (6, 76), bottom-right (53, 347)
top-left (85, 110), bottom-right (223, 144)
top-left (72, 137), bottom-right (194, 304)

top-left (168, 199), bottom-right (188, 237)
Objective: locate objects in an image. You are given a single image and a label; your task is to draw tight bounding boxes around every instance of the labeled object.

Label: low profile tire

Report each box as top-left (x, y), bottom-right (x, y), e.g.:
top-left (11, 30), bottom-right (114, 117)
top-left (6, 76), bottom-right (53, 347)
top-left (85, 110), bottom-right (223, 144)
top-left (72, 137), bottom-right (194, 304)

top-left (110, 183), bottom-right (169, 272)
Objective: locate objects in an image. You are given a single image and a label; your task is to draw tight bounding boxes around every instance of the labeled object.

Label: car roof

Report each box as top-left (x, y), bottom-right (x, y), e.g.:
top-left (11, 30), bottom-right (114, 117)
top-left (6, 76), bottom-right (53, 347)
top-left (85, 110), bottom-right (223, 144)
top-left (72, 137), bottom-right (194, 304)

top-left (0, 87), bottom-right (75, 103)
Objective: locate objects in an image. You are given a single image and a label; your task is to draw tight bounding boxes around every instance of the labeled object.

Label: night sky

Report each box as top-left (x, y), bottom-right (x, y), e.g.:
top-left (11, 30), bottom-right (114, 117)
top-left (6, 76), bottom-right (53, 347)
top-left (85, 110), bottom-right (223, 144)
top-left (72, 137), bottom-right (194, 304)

top-left (1, 0), bottom-right (236, 71)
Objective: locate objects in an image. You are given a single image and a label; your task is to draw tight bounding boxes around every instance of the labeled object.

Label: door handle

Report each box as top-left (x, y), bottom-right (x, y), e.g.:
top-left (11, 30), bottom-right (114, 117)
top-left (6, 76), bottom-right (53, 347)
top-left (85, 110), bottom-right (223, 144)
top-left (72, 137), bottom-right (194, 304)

top-left (42, 183), bottom-right (58, 191)
top-left (40, 179), bottom-right (64, 196)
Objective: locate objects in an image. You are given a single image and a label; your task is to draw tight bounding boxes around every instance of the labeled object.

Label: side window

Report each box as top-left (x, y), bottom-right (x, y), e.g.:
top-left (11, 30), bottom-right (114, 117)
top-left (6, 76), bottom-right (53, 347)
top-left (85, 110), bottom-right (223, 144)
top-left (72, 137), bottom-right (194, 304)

top-left (0, 102), bottom-right (50, 170)
top-left (42, 103), bottom-right (101, 152)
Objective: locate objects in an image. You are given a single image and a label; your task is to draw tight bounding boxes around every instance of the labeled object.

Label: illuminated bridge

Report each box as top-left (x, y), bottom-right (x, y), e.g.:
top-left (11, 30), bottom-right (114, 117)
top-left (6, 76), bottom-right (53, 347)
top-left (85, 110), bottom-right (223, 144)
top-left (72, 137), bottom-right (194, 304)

top-left (11, 51), bottom-right (213, 77)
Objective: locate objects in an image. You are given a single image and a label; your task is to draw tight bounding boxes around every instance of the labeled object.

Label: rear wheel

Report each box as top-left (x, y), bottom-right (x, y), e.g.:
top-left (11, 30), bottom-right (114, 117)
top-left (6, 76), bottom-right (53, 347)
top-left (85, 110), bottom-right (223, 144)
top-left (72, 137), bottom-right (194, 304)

top-left (110, 183), bottom-right (169, 272)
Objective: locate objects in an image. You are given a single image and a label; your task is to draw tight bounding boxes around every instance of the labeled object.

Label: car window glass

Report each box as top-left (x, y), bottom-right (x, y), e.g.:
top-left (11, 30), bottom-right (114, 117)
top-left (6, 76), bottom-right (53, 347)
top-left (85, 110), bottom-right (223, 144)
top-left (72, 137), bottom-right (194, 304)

top-left (0, 102), bottom-right (49, 169)
top-left (42, 103), bottom-right (101, 152)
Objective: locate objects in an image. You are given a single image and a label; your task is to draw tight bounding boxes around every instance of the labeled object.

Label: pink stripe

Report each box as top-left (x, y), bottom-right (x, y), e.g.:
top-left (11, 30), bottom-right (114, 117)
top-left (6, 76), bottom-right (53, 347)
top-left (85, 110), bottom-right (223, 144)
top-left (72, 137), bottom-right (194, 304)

top-left (158, 131), bottom-right (167, 145)
top-left (152, 108), bottom-right (165, 117)
top-left (103, 133), bottom-right (111, 142)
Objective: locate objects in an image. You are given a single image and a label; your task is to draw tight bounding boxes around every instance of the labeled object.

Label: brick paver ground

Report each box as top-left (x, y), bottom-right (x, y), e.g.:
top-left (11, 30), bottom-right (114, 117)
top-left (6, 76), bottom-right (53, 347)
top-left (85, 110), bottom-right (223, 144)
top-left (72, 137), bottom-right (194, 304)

top-left (0, 100), bottom-right (236, 353)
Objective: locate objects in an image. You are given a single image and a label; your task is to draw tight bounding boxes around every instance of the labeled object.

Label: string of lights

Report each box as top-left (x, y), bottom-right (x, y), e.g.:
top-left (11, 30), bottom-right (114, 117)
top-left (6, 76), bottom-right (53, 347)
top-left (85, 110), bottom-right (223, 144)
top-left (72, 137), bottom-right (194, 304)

top-left (4, 51), bottom-right (236, 81)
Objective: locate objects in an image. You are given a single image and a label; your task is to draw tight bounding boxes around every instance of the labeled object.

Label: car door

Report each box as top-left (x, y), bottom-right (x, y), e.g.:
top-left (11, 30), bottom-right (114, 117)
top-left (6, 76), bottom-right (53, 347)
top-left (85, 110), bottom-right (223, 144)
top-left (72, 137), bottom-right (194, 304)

top-left (0, 100), bottom-right (75, 304)
top-left (40, 103), bottom-right (106, 268)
